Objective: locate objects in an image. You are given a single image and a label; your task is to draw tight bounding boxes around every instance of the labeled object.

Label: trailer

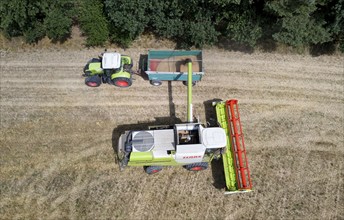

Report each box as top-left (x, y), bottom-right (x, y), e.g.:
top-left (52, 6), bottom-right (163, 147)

top-left (145, 50), bottom-right (204, 86)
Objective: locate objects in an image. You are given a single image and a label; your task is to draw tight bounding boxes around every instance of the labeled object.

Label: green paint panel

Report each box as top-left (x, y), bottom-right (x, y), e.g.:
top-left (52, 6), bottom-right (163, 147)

top-left (127, 151), bottom-right (213, 167)
top-left (121, 56), bottom-right (132, 65)
top-left (88, 62), bottom-right (103, 75)
top-left (129, 152), bottom-right (153, 162)
top-left (128, 160), bottom-right (180, 166)
top-left (111, 70), bottom-right (131, 79)
top-left (215, 102), bottom-right (238, 191)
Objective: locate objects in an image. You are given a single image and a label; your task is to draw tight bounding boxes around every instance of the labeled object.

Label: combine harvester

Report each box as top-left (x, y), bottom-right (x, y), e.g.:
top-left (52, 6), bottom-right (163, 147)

top-left (117, 51), bottom-right (252, 194)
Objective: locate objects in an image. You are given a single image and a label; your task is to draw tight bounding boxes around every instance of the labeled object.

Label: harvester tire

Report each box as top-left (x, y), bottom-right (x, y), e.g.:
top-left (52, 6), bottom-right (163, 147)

top-left (182, 81), bottom-right (196, 86)
top-left (184, 162), bottom-right (208, 171)
top-left (144, 166), bottom-right (163, 174)
top-left (113, 77), bottom-right (132, 88)
top-left (150, 80), bottom-right (162, 86)
top-left (85, 75), bottom-right (101, 87)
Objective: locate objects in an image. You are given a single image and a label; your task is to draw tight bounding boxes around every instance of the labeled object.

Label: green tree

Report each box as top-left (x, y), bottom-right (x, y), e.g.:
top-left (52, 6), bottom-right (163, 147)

top-left (0, 1), bottom-right (50, 42)
top-left (78, 0), bottom-right (109, 46)
top-left (149, 0), bottom-right (219, 48)
top-left (265, 0), bottom-right (332, 48)
top-left (0, 0), bottom-right (74, 43)
top-left (315, 0), bottom-right (344, 52)
top-left (220, 1), bottom-right (263, 47)
top-left (104, 0), bottom-right (150, 47)
top-left (45, 0), bottom-right (75, 42)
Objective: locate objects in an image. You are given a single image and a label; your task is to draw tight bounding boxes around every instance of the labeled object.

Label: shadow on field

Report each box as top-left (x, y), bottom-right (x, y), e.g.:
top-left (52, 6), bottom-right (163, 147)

top-left (211, 159), bottom-right (227, 189)
top-left (137, 54), bottom-right (149, 80)
top-left (203, 99), bottom-right (227, 189)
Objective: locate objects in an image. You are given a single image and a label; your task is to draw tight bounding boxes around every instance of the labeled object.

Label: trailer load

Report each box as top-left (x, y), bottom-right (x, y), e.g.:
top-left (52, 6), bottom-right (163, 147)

top-left (145, 50), bottom-right (204, 86)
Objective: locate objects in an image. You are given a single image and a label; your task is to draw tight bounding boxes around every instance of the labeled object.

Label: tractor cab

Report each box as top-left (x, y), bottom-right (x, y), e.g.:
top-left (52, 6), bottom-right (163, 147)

top-left (102, 52), bottom-right (122, 75)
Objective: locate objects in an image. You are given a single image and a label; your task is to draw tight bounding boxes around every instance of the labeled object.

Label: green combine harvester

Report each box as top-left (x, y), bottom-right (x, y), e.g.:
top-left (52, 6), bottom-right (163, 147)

top-left (116, 51), bottom-right (252, 194)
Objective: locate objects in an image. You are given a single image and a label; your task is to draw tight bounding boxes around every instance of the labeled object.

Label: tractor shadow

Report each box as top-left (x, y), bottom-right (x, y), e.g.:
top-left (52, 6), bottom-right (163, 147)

top-left (137, 54), bottom-right (149, 80)
top-left (203, 99), bottom-right (227, 189)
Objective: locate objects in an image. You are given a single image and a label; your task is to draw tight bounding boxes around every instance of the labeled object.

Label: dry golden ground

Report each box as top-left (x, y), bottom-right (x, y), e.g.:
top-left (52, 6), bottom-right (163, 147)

top-left (0, 47), bottom-right (343, 219)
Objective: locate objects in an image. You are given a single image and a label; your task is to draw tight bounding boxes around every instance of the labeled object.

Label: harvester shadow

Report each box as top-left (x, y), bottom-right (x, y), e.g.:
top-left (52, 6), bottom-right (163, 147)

top-left (203, 99), bottom-right (223, 127)
top-left (204, 99), bottom-right (227, 189)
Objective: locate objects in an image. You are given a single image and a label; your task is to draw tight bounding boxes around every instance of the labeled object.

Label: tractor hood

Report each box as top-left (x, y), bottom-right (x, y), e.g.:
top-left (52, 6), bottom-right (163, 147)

top-left (201, 127), bottom-right (227, 149)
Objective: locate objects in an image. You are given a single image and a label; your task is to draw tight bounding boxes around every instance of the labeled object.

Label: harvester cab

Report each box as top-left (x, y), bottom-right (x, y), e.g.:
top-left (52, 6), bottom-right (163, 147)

top-left (83, 51), bottom-right (134, 88)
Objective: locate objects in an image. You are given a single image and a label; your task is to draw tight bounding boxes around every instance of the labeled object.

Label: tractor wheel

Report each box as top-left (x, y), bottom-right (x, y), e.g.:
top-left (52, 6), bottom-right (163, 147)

top-left (182, 81), bottom-right (196, 86)
top-left (184, 162), bottom-right (208, 171)
top-left (113, 77), bottom-right (132, 88)
top-left (144, 166), bottom-right (163, 174)
top-left (85, 75), bottom-right (101, 87)
top-left (150, 80), bottom-right (162, 86)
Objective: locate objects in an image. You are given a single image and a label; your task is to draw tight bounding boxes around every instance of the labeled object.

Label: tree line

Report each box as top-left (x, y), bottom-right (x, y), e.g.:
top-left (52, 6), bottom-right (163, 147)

top-left (1, 0), bottom-right (343, 53)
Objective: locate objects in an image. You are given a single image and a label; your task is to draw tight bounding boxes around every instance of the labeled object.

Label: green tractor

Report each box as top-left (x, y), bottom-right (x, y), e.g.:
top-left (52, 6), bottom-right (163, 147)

top-left (83, 51), bottom-right (134, 88)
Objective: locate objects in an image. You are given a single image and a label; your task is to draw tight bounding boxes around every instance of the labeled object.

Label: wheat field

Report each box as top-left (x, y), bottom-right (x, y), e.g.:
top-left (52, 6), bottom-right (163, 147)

top-left (0, 48), bottom-right (343, 219)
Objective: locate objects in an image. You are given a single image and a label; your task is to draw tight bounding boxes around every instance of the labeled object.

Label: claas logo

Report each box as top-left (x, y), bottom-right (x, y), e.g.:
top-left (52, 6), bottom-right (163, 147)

top-left (183, 155), bottom-right (202, 159)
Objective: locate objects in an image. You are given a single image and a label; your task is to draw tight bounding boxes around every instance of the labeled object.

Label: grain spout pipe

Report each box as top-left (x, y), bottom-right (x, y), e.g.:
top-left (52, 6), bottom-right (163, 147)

top-left (186, 59), bottom-right (193, 123)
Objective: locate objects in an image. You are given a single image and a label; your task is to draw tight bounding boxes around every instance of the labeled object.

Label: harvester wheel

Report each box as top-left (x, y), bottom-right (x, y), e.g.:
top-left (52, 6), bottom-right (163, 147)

top-left (144, 166), bottom-right (163, 174)
top-left (182, 81), bottom-right (196, 86)
top-left (150, 80), bottom-right (162, 86)
top-left (113, 77), bottom-right (132, 88)
top-left (85, 75), bottom-right (101, 87)
top-left (184, 162), bottom-right (208, 171)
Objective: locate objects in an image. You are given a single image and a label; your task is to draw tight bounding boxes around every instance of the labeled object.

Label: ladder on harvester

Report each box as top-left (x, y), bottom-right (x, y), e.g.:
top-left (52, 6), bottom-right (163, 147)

top-left (215, 99), bottom-right (252, 194)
